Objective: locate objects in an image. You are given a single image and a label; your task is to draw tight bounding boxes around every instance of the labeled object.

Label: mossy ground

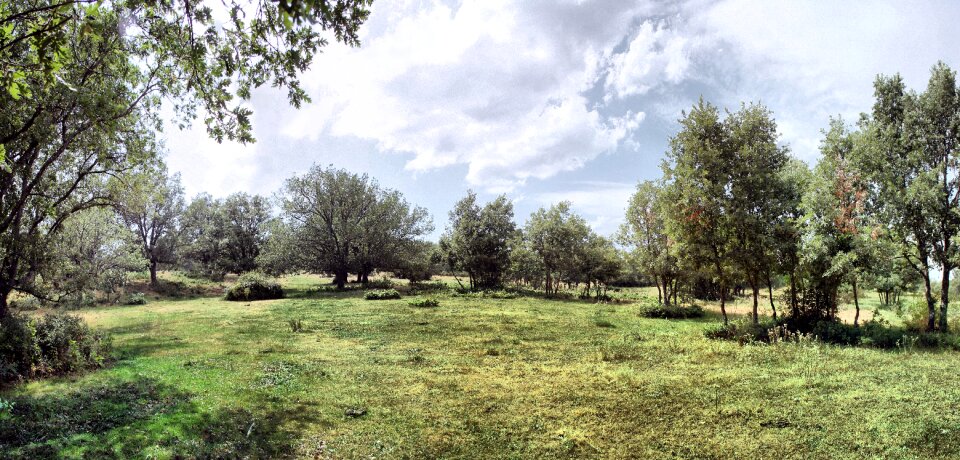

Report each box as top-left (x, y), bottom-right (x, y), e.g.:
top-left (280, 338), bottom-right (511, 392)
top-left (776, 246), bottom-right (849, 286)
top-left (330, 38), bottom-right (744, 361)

top-left (2, 274), bottom-right (958, 458)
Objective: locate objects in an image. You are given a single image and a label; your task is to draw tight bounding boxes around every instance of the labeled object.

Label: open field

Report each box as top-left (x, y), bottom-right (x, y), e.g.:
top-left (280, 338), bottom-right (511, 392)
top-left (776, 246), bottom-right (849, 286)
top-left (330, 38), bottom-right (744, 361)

top-left (2, 274), bottom-right (959, 459)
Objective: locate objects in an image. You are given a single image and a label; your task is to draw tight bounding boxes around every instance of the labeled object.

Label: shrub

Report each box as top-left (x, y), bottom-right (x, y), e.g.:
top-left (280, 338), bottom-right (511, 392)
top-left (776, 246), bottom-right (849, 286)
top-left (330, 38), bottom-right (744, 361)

top-left (363, 277), bottom-right (394, 290)
top-left (408, 281), bottom-right (449, 295)
top-left (125, 292), bottom-right (147, 305)
top-left (0, 313), bottom-right (111, 383)
top-left (638, 303), bottom-right (705, 319)
top-left (365, 289), bottom-right (401, 300)
top-left (409, 298), bottom-right (439, 308)
top-left (704, 319), bottom-right (774, 344)
top-left (9, 297), bottom-right (41, 312)
top-left (225, 272), bottom-right (284, 301)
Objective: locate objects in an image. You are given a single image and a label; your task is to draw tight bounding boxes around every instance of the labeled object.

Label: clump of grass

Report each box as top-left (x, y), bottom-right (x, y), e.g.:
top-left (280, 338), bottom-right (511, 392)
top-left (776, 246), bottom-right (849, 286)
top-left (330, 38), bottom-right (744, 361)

top-left (288, 318), bottom-right (305, 333)
top-left (364, 289), bottom-right (401, 300)
top-left (638, 303), bottom-right (705, 319)
top-left (408, 298), bottom-right (439, 308)
top-left (594, 318), bottom-right (616, 328)
top-left (363, 277), bottom-right (395, 289)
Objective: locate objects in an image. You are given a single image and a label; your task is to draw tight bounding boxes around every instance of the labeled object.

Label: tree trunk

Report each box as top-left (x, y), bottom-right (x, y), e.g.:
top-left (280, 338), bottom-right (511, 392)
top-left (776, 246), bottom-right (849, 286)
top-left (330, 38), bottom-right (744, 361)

top-left (922, 268), bottom-right (936, 331)
top-left (852, 277), bottom-right (860, 327)
top-left (361, 270), bottom-right (370, 284)
top-left (149, 260), bottom-right (159, 288)
top-left (789, 272), bottom-right (799, 318)
top-left (766, 274), bottom-right (777, 321)
top-left (0, 287), bottom-right (9, 319)
top-left (334, 269), bottom-right (348, 289)
top-left (940, 264), bottom-right (951, 331)
top-left (655, 278), bottom-right (662, 305)
top-left (751, 284), bottom-right (759, 324)
top-left (719, 282), bottom-right (728, 325)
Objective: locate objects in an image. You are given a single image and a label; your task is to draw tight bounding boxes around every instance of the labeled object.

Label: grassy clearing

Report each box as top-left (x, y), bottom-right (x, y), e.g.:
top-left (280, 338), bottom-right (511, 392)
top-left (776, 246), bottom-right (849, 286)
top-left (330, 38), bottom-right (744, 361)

top-left (2, 274), bottom-right (960, 458)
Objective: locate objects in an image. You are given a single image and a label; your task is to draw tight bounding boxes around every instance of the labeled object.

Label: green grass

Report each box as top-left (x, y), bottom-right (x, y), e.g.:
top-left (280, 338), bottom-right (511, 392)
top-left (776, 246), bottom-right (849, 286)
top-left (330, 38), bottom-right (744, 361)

top-left (4, 275), bottom-right (960, 458)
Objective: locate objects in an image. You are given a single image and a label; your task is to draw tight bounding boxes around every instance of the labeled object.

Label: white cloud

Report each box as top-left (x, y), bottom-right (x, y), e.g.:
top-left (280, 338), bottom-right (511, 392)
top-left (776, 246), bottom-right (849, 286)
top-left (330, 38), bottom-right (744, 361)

top-left (606, 20), bottom-right (693, 98)
top-left (281, 0), bottom-right (659, 191)
top-left (162, 119), bottom-right (262, 199)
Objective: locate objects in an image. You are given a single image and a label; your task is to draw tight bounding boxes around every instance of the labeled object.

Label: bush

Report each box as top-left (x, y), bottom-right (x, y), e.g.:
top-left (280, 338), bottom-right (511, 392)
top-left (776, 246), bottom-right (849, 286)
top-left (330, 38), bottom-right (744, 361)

top-left (365, 289), bottom-right (401, 300)
top-left (225, 272), bottom-right (284, 301)
top-left (363, 277), bottom-right (394, 290)
top-left (125, 292), bottom-right (147, 305)
top-left (408, 281), bottom-right (449, 295)
top-left (0, 313), bottom-right (112, 383)
top-left (704, 319), bottom-right (775, 344)
top-left (409, 298), bottom-right (439, 308)
top-left (638, 303), bottom-right (705, 319)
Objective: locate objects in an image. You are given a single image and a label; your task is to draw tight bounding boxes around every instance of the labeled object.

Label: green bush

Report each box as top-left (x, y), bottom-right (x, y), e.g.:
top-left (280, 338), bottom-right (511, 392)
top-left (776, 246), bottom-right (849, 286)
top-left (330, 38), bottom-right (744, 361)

top-left (0, 313), bottom-right (112, 383)
top-left (409, 298), bottom-right (439, 308)
top-left (638, 303), bottom-right (705, 319)
top-left (364, 289), bottom-right (401, 300)
top-left (125, 292), bottom-right (147, 305)
top-left (408, 281), bottom-right (449, 294)
top-left (363, 277), bottom-right (394, 290)
top-left (225, 272), bottom-right (284, 301)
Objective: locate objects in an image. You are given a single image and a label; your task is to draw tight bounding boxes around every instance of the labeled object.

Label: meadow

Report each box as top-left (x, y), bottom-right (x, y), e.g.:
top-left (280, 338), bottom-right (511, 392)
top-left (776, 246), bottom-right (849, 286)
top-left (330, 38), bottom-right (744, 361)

top-left (1, 274), bottom-right (958, 459)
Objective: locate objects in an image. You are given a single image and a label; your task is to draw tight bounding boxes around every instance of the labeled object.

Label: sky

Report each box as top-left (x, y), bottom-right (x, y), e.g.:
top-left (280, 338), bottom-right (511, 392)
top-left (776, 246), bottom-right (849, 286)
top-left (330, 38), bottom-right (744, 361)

top-left (163, 0), bottom-right (960, 240)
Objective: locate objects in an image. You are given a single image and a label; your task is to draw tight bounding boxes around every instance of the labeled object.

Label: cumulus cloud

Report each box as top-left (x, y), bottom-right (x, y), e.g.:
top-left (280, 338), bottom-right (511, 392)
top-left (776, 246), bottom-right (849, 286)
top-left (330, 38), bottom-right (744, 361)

top-left (281, 0), bottom-right (664, 190)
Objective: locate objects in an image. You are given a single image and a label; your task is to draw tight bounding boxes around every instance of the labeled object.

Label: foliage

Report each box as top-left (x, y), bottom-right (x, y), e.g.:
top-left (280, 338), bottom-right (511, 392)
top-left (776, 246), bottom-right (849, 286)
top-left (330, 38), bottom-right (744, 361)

top-left (619, 180), bottom-right (679, 305)
top-left (409, 298), bottom-right (440, 308)
top-left (856, 63), bottom-right (960, 331)
top-left (0, 0), bottom-right (373, 318)
top-left (45, 208), bottom-right (147, 306)
top-left (638, 303), bottom-right (705, 319)
top-left (112, 162), bottom-right (185, 287)
top-left (180, 192), bottom-right (271, 279)
top-left (0, 313), bottom-right (111, 383)
top-left (440, 191), bottom-right (517, 289)
top-left (364, 289), bottom-right (401, 300)
top-left (408, 281), bottom-right (450, 295)
top-left (224, 272), bottom-right (284, 301)
top-left (277, 166), bottom-right (432, 288)
top-left (125, 293), bottom-right (148, 306)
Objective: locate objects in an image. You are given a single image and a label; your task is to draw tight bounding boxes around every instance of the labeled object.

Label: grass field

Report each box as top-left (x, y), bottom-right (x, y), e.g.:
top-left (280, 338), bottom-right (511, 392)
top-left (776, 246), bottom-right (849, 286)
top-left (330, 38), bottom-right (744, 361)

top-left (2, 274), bottom-right (959, 459)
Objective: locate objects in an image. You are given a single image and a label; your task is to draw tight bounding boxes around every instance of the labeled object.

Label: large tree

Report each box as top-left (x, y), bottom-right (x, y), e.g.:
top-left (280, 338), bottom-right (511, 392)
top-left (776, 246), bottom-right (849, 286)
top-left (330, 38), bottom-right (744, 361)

top-left (113, 163), bottom-right (185, 287)
top-left (726, 103), bottom-right (793, 323)
top-left (857, 63), bottom-right (960, 331)
top-left (661, 99), bottom-right (737, 324)
top-left (525, 201), bottom-right (592, 295)
top-left (280, 165), bottom-right (432, 289)
top-left (439, 191), bottom-right (517, 290)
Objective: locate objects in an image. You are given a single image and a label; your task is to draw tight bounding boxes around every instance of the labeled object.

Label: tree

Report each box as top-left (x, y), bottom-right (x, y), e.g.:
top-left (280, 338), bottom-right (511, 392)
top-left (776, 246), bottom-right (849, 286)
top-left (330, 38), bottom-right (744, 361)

top-left (726, 103), bottom-right (793, 323)
top-left (619, 180), bottom-right (679, 305)
top-left (45, 207), bottom-right (146, 305)
top-left (113, 163), bottom-right (185, 287)
top-left (857, 63), bottom-right (960, 331)
top-left (179, 194), bottom-right (227, 278)
top-left (439, 191), bottom-right (517, 289)
top-left (279, 165), bottom-right (432, 289)
top-left (525, 201), bottom-right (592, 295)
top-left (219, 193), bottom-right (271, 274)
top-left (661, 99), bottom-right (737, 324)
top-left (0, 0), bottom-right (372, 317)
top-left (800, 118), bottom-right (875, 325)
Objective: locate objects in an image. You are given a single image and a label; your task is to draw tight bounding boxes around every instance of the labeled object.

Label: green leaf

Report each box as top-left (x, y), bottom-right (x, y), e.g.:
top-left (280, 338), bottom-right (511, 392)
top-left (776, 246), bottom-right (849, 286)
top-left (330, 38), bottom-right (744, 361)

top-left (8, 82), bottom-right (21, 100)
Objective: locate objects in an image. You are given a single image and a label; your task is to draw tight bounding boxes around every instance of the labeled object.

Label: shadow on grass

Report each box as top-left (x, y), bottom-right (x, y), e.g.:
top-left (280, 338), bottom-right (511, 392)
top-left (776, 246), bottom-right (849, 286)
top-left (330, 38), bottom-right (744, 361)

top-left (0, 377), bottom-right (309, 459)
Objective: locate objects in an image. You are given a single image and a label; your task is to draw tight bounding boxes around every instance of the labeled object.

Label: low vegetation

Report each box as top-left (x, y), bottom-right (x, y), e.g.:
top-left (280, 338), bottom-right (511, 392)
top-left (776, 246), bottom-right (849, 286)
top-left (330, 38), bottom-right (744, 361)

top-left (3, 277), bottom-right (960, 458)
top-left (364, 289), bottom-right (402, 300)
top-left (224, 273), bottom-right (284, 301)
